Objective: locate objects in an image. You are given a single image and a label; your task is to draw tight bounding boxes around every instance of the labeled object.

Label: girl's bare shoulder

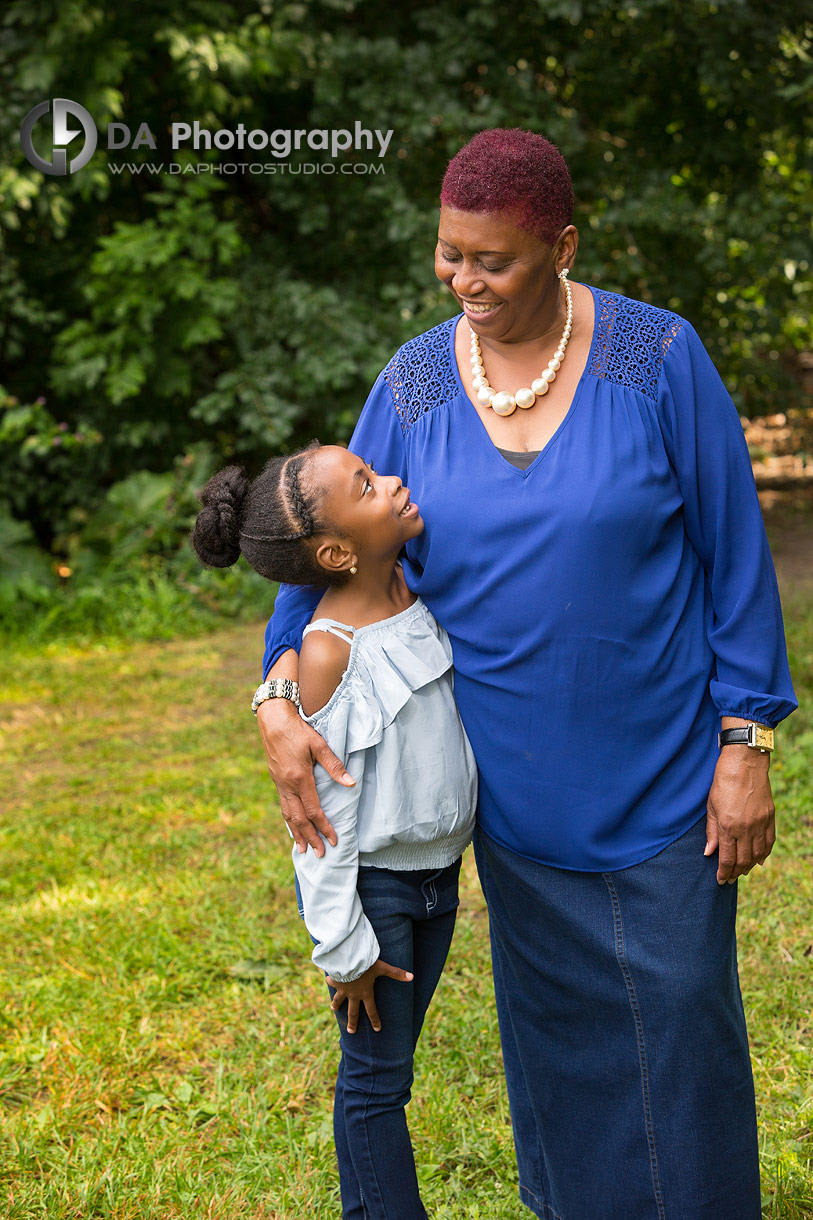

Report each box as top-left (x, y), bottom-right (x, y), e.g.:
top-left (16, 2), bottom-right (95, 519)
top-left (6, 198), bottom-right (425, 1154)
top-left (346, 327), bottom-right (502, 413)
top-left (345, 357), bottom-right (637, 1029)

top-left (299, 625), bottom-right (352, 718)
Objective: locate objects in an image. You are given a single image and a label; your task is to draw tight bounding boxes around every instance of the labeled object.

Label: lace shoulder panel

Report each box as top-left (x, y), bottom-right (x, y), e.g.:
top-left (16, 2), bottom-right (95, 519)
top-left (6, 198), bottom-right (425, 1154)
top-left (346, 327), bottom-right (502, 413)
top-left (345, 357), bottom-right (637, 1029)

top-left (586, 289), bottom-right (684, 400)
top-left (383, 317), bottom-right (460, 435)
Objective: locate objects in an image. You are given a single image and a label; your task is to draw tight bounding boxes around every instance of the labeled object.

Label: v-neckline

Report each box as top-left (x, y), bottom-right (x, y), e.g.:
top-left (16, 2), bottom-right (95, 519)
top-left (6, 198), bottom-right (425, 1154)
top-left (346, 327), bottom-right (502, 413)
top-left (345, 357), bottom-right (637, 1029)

top-left (448, 283), bottom-right (600, 477)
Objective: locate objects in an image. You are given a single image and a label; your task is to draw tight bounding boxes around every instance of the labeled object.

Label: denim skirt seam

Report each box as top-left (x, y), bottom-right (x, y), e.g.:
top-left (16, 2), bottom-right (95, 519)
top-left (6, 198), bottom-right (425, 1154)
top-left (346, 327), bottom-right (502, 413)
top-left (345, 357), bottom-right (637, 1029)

top-left (518, 1183), bottom-right (566, 1220)
top-left (602, 871), bottom-right (667, 1220)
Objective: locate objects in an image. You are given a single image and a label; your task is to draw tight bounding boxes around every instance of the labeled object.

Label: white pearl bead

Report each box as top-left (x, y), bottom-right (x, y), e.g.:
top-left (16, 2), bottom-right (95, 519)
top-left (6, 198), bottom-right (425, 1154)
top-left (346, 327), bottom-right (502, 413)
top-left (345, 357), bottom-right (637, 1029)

top-left (477, 385), bottom-right (495, 404)
top-left (541, 368), bottom-right (555, 383)
top-left (550, 358), bottom-right (561, 371)
top-left (472, 374), bottom-right (488, 389)
top-left (515, 387), bottom-right (536, 409)
top-left (531, 378), bottom-right (550, 395)
top-left (491, 391), bottom-right (516, 416)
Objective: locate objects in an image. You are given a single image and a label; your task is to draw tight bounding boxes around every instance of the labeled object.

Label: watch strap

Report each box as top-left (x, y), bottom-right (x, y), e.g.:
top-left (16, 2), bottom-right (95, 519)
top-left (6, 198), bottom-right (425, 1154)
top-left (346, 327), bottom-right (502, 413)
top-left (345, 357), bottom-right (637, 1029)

top-left (718, 724), bottom-right (774, 752)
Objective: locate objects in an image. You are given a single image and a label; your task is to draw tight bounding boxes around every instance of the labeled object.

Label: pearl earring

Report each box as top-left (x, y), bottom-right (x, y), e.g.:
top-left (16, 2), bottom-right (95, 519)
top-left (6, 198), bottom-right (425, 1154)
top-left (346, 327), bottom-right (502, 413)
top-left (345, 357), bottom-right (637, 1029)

top-left (349, 564), bottom-right (357, 575)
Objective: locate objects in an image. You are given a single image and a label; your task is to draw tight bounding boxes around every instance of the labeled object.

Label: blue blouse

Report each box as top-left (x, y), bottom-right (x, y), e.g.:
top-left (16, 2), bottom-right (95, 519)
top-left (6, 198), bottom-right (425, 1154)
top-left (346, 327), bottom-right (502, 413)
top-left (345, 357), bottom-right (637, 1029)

top-left (263, 287), bottom-right (797, 871)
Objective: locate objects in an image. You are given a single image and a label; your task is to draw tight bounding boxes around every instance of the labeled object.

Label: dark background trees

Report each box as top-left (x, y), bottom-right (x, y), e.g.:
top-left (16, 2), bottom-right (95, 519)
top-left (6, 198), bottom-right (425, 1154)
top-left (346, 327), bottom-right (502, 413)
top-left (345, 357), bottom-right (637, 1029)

top-left (1, 0), bottom-right (811, 624)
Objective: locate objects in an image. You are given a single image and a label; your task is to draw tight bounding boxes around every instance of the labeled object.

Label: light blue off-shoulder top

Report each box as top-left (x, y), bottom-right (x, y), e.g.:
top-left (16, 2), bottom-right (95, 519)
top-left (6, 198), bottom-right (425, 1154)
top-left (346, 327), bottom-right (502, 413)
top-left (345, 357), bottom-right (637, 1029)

top-left (292, 597), bottom-right (476, 982)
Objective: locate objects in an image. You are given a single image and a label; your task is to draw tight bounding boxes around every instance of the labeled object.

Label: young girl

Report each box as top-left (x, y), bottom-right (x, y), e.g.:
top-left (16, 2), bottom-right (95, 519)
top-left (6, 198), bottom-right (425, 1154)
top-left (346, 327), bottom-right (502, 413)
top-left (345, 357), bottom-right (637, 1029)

top-left (191, 441), bottom-right (477, 1220)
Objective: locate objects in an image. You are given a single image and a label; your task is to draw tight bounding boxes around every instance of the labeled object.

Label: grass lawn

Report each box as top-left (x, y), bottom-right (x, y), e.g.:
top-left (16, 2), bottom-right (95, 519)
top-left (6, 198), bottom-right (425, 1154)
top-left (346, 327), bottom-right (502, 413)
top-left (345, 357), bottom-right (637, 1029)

top-left (1, 587), bottom-right (811, 1217)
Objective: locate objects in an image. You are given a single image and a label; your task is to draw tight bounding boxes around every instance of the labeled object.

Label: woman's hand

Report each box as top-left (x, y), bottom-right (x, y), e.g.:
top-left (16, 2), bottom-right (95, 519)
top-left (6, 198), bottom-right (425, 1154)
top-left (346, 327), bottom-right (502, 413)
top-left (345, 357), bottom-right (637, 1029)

top-left (256, 696), bottom-right (353, 857)
top-left (705, 745), bottom-right (775, 884)
top-left (326, 959), bottom-right (414, 1033)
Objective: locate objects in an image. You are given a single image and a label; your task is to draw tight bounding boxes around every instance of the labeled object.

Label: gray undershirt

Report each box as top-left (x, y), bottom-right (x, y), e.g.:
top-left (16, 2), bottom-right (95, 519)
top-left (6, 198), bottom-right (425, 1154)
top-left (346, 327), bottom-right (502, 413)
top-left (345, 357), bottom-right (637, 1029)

top-left (496, 446), bottom-right (541, 471)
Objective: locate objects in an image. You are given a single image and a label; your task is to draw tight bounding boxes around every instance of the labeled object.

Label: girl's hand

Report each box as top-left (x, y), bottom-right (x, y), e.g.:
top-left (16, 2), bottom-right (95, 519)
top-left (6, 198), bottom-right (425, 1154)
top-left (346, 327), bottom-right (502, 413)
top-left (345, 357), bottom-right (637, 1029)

top-left (705, 746), bottom-right (775, 885)
top-left (326, 959), bottom-right (414, 1033)
top-left (256, 696), bottom-right (353, 857)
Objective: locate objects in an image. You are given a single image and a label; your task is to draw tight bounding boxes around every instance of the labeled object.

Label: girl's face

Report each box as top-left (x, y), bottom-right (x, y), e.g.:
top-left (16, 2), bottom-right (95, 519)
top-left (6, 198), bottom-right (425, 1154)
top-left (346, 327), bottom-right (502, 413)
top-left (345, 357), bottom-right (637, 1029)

top-left (434, 205), bottom-right (573, 343)
top-left (308, 446), bottom-right (423, 573)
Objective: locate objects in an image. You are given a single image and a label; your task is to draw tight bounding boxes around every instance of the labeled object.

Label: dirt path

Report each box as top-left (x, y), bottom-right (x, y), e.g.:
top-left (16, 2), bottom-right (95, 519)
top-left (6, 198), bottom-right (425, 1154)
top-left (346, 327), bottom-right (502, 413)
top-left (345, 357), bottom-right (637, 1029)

top-left (761, 489), bottom-right (813, 591)
top-left (741, 408), bottom-right (813, 591)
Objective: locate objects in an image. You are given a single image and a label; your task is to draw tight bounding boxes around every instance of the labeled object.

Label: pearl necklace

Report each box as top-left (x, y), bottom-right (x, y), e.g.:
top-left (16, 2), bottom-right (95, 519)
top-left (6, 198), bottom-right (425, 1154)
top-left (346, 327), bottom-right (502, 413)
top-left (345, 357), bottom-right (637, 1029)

top-left (469, 268), bottom-right (573, 417)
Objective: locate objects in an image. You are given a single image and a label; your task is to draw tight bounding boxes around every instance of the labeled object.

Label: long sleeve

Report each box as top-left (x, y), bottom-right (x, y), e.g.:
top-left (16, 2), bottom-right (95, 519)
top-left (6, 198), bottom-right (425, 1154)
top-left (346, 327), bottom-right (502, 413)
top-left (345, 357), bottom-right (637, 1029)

top-left (658, 322), bottom-right (797, 727)
top-left (292, 747), bottom-right (380, 981)
top-left (262, 368), bottom-right (408, 677)
top-left (262, 583), bottom-right (321, 679)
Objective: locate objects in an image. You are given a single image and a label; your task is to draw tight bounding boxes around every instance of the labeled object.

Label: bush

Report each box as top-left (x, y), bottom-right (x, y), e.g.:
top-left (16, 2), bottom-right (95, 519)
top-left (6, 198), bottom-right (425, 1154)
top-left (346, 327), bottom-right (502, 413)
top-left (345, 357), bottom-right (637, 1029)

top-left (0, 445), bottom-right (275, 645)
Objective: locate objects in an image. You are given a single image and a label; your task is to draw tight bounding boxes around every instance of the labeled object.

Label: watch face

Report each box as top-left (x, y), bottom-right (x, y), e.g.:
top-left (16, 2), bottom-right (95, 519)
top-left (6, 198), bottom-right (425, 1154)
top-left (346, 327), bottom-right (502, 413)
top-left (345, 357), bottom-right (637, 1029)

top-left (753, 725), bottom-right (774, 750)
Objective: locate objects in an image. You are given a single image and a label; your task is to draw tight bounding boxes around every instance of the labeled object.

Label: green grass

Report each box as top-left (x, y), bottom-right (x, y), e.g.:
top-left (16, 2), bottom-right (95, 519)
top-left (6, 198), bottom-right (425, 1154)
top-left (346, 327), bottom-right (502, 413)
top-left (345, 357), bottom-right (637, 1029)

top-left (0, 609), bottom-right (811, 1219)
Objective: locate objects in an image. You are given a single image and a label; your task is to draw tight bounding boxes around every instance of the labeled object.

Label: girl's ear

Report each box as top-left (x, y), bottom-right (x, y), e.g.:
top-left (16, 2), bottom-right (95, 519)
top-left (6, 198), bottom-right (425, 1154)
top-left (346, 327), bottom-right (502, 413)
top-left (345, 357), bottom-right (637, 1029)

top-left (314, 538), bottom-right (357, 576)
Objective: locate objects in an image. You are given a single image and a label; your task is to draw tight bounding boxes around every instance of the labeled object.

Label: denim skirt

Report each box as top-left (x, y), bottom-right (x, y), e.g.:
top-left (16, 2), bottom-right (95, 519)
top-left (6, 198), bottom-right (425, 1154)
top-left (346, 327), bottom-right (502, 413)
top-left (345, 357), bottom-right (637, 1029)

top-left (473, 815), bottom-right (761, 1220)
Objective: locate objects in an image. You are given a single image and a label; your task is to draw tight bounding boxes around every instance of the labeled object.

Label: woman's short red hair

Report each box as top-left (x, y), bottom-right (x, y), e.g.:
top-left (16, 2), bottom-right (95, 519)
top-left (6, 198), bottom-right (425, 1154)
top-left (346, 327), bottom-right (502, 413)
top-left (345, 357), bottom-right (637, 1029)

top-left (440, 128), bottom-right (574, 248)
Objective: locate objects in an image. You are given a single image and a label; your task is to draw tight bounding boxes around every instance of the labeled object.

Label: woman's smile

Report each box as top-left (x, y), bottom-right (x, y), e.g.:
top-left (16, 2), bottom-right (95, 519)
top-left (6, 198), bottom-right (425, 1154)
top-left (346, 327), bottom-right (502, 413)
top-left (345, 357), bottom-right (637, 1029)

top-left (461, 300), bottom-right (503, 321)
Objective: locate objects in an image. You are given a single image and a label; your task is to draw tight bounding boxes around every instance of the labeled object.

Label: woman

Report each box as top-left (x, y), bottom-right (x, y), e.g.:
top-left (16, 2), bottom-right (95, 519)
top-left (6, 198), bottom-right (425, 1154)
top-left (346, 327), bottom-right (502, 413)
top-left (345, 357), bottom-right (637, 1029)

top-left (255, 129), bottom-right (796, 1219)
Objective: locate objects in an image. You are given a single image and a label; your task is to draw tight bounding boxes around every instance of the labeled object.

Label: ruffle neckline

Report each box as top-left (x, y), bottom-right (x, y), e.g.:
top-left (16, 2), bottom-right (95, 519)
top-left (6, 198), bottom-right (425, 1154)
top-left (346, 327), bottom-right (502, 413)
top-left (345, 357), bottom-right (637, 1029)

top-left (300, 599), bottom-right (453, 756)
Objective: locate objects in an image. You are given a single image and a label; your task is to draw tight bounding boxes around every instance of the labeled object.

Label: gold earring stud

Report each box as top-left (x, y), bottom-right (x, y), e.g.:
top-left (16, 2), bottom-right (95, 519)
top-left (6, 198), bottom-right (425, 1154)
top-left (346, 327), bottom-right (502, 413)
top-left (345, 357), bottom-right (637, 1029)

top-left (349, 564), bottom-right (357, 575)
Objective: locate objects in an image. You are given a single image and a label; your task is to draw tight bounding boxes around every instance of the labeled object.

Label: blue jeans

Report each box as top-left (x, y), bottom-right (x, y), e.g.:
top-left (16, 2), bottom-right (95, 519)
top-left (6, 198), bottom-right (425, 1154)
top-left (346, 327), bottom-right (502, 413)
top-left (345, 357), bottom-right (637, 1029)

top-left (474, 816), bottom-right (761, 1220)
top-left (298, 859), bottom-right (461, 1220)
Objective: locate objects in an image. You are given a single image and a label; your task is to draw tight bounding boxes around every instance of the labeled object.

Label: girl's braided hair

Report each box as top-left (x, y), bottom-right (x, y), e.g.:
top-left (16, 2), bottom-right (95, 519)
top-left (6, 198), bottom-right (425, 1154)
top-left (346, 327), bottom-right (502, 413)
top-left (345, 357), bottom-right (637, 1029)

top-left (190, 441), bottom-right (350, 588)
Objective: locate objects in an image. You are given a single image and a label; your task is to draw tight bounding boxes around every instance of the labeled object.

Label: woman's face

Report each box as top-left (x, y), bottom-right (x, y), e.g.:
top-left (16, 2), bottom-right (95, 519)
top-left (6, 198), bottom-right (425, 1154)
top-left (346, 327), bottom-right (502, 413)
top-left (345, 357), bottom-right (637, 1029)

top-left (435, 205), bottom-right (569, 343)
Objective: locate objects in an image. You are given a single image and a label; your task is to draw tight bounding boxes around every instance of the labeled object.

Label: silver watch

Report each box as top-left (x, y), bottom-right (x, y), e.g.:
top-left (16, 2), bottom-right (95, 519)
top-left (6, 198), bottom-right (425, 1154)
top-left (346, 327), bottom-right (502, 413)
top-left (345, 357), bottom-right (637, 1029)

top-left (251, 678), bottom-right (301, 715)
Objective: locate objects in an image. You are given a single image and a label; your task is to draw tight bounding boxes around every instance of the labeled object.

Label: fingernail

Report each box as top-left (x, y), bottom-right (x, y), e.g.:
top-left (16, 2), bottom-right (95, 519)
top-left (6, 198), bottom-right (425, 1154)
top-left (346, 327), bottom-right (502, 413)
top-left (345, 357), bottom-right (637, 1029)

top-left (703, 843), bottom-right (712, 856)
top-left (342, 772), bottom-right (354, 784)
top-left (297, 844), bottom-right (306, 854)
top-left (727, 879), bottom-right (736, 885)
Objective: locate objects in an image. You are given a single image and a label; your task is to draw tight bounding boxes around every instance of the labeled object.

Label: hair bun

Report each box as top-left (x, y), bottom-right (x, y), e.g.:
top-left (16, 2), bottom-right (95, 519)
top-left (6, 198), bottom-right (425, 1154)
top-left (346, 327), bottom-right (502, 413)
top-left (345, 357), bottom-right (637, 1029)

top-left (191, 465), bottom-right (250, 567)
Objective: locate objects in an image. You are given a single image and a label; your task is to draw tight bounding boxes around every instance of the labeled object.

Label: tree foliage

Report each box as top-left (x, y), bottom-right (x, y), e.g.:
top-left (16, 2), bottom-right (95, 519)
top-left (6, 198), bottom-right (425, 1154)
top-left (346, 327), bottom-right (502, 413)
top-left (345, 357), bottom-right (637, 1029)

top-left (0, 0), bottom-right (811, 557)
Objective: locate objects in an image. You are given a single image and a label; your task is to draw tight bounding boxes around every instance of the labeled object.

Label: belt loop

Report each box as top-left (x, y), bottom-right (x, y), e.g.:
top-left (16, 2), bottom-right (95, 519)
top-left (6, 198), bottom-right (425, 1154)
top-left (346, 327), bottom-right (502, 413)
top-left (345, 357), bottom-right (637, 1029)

top-left (421, 868), bottom-right (442, 913)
